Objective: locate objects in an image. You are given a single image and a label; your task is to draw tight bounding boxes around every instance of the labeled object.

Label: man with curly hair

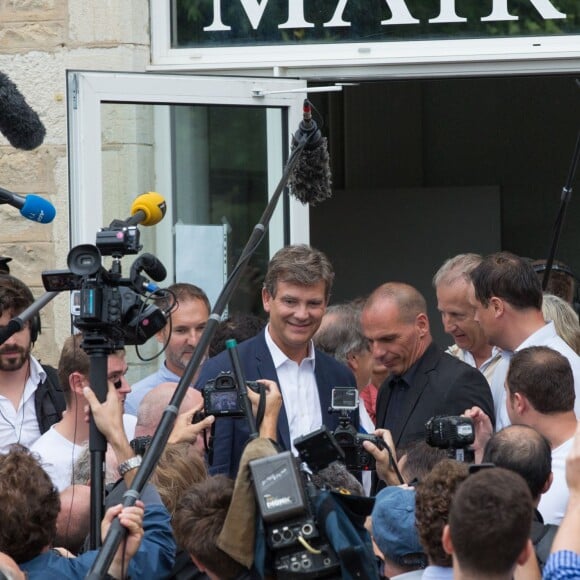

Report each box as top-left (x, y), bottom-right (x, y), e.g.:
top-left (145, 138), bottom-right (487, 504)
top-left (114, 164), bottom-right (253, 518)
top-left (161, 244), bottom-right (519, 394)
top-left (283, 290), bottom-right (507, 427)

top-left (0, 446), bottom-right (144, 579)
top-left (414, 459), bottom-right (469, 580)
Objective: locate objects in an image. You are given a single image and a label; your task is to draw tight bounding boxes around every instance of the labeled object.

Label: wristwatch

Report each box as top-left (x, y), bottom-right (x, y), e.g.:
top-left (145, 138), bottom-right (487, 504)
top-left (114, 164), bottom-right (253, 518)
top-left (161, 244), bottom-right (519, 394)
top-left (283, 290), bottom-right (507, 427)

top-left (118, 455), bottom-right (142, 477)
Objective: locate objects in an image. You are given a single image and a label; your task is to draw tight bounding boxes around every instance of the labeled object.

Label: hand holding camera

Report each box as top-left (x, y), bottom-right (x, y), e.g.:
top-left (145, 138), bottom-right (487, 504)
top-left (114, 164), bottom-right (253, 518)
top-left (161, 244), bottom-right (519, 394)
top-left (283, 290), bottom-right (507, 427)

top-left (169, 401), bottom-right (215, 445)
top-left (246, 379), bottom-right (282, 440)
top-left (362, 428), bottom-right (403, 485)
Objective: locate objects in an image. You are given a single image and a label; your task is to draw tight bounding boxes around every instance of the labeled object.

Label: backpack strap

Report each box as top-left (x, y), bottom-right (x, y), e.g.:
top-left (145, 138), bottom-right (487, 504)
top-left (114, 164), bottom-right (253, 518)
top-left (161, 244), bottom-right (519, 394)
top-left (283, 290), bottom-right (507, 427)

top-left (531, 520), bottom-right (559, 570)
top-left (34, 364), bottom-right (66, 434)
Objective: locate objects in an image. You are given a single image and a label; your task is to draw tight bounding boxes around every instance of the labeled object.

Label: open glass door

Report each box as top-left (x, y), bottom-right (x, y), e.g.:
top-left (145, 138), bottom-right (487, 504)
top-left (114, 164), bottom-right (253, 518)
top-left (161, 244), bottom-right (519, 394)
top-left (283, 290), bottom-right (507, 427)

top-left (67, 71), bottom-right (306, 381)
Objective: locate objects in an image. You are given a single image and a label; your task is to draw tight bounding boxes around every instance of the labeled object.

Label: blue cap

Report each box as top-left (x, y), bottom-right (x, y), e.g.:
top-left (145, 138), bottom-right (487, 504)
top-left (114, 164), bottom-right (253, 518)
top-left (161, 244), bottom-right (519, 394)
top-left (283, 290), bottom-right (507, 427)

top-left (371, 486), bottom-right (425, 567)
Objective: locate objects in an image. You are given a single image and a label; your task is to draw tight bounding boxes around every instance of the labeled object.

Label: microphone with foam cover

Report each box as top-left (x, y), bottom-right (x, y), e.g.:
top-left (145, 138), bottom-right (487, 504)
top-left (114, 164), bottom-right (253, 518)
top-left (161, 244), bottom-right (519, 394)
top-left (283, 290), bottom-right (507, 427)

top-left (126, 191), bottom-right (167, 226)
top-left (287, 100), bottom-right (332, 206)
top-left (0, 71), bottom-right (46, 150)
top-left (132, 253), bottom-right (167, 282)
top-left (0, 186), bottom-right (55, 223)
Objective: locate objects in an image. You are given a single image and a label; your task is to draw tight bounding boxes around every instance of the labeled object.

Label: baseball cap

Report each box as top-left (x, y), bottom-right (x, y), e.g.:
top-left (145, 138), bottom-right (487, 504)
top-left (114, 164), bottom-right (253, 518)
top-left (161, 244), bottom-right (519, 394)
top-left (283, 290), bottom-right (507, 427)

top-left (371, 486), bottom-right (425, 567)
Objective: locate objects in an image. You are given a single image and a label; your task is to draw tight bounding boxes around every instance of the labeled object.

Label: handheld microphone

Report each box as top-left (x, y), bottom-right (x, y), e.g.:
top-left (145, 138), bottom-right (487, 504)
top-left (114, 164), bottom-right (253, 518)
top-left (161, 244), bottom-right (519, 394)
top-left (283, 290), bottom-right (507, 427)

top-left (0, 71), bottom-right (46, 150)
top-left (0, 186), bottom-right (55, 223)
top-left (287, 100), bottom-right (332, 206)
top-left (126, 192), bottom-right (167, 226)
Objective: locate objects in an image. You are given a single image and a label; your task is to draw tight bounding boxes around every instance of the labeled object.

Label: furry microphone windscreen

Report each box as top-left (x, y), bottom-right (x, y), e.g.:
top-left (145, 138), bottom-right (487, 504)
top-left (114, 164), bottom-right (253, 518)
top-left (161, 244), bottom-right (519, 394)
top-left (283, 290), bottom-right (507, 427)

top-left (288, 135), bottom-right (333, 206)
top-left (0, 71), bottom-right (46, 150)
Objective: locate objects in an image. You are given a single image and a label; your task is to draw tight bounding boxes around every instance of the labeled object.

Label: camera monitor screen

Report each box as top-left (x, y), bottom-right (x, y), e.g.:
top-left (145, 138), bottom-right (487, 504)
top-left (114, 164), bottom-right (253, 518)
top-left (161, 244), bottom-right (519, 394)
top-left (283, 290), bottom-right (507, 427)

top-left (331, 387), bottom-right (359, 411)
top-left (208, 390), bottom-right (239, 413)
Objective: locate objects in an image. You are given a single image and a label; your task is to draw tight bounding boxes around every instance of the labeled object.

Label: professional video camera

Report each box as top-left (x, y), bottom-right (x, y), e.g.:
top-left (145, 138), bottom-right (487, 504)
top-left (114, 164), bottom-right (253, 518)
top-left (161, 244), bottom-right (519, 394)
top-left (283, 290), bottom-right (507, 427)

top-left (425, 415), bottom-right (475, 463)
top-left (250, 451), bottom-right (342, 578)
top-left (249, 417), bottom-right (379, 578)
top-left (328, 387), bottom-right (385, 471)
top-left (41, 216), bottom-right (168, 346)
top-left (201, 371), bottom-right (261, 418)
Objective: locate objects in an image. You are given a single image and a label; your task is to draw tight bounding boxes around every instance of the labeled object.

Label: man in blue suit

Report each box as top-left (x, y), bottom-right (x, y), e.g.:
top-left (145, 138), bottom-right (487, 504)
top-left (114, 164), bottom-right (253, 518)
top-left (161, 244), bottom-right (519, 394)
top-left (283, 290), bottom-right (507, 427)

top-left (195, 244), bottom-right (357, 478)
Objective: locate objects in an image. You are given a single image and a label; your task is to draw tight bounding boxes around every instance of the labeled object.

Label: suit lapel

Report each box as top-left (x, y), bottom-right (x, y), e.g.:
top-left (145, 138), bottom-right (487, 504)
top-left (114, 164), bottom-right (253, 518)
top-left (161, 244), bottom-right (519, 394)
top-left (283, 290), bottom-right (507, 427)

top-left (253, 332), bottom-right (291, 450)
top-left (392, 344), bottom-right (441, 447)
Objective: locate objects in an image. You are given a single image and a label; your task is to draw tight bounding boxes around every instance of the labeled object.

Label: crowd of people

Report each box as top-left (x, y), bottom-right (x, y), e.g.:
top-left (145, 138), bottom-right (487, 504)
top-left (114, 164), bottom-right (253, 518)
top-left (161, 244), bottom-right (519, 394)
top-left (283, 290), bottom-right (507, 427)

top-left (1, 245), bottom-right (580, 579)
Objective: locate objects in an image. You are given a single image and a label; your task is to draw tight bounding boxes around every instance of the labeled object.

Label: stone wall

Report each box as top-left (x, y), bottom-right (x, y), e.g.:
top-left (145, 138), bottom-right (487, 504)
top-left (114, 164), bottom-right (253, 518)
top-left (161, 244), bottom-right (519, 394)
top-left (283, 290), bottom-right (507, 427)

top-left (0, 0), bottom-right (150, 366)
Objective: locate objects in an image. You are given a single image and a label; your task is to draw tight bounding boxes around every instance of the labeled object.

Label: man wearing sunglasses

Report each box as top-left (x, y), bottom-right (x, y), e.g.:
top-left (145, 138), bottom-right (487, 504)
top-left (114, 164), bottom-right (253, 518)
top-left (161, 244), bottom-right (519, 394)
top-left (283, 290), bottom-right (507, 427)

top-left (30, 333), bottom-right (135, 491)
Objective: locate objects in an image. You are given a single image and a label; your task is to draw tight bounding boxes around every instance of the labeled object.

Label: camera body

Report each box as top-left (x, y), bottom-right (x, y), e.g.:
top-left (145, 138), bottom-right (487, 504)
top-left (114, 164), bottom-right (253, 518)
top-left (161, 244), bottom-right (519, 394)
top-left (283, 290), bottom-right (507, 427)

top-left (330, 387), bottom-right (385, 471)
top-left (332, 424), bottom-right (384, 472)
top-left (425, 415), bottom-right (475, 463)
top-left (425, 415), bottom-right (474, 448)
top-left (42, 223), bottom-right (167, 346)
top-left (202, 371), bottom-right (259, 418)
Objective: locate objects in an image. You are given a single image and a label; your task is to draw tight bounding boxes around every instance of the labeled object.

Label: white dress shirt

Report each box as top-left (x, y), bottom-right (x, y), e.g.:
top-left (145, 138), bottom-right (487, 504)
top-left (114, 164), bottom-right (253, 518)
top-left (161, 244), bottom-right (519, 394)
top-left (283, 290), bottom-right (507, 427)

top-left (0, 356), bottom-right (45, 453)
top-left (265, 325), bottom-right (322, 453)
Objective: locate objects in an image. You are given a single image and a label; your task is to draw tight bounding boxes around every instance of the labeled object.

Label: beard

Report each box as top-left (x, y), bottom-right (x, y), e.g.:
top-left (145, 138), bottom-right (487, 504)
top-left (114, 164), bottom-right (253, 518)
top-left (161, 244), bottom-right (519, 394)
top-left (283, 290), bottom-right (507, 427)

top-left (0, 345), bottom-right (30, 371)
top-left (167, 347), bottom-right (195, 372)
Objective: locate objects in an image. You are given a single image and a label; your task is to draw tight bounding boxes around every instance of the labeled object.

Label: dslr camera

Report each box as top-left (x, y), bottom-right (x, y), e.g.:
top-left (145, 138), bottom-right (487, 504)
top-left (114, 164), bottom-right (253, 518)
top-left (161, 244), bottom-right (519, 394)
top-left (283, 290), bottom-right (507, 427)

top-left (202, 371), bottom-right (260, 418)
top-left (330, 388), bottom-right (385, 471)
top-left (425, 415), bottom-right (475, 462)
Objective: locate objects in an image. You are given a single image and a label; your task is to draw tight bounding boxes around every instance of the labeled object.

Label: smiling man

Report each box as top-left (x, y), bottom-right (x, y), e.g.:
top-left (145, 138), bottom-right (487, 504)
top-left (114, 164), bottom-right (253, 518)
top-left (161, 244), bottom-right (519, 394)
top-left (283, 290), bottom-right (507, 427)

top-left (433, 254), bottom-right (502, 385)
top-left (195, 244), bottom-right (356, 478)
top-left (361, 282), bottom-right (494, 456)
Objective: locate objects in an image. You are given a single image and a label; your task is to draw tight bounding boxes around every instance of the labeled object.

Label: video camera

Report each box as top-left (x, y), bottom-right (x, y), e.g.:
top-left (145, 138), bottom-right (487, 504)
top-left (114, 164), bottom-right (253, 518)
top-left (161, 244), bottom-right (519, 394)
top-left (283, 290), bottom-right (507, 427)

top-left (330, 388), bottom-right (385, 471)
top-left (41, 218), bottom-right (168, 346)
top-left (425, 415), bottom-right (475, 463)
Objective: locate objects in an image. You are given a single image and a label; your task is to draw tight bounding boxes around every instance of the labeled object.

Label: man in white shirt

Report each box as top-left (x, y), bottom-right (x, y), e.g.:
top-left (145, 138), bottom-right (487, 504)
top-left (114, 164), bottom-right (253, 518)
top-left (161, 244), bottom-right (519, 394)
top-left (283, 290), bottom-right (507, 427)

top-left (466, 345), bottom-right (577, 525)
top-left (31, 333), bottom-right (135, 491)
top-left (0, 275), bottom-right (65, 453)
top-left (433, 253), bottom-right (502, 384)
top-left (468, 251), bottom-right (580, 429)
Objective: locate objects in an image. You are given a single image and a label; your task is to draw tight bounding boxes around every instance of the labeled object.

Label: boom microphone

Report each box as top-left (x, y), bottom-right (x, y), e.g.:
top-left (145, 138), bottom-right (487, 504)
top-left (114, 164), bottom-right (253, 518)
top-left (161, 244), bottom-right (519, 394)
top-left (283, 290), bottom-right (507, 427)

top-left (126, 191), bottom-right (167, 226)
top-left (0, 186), bottom-right (55, 223)
top-left (287, 100), bottom-right (332, 206)
top-left (0, 71), bottom-right (46, 150)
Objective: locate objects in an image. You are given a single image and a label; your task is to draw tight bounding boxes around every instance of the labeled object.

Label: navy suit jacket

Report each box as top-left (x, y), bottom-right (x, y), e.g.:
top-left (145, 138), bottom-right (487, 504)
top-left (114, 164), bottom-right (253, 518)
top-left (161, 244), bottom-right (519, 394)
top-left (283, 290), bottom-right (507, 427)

top-left (195, 329), bottom-right (357, 478)
top-left (375, 342), bottom-right (495, 450)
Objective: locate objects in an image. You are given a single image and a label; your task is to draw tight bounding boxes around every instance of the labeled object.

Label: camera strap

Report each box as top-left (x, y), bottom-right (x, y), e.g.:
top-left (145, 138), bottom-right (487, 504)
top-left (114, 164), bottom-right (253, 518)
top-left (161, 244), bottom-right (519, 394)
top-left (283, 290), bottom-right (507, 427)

top-left (254, 383), bottom-right (266, 428)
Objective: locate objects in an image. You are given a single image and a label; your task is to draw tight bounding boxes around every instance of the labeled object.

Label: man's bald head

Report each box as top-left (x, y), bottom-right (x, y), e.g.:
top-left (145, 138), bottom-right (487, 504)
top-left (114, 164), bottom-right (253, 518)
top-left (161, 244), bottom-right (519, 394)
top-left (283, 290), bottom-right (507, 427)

top-left (135, 382), bottom-right (202, 437)
top-left (482, 425), bottom-right (552, 501)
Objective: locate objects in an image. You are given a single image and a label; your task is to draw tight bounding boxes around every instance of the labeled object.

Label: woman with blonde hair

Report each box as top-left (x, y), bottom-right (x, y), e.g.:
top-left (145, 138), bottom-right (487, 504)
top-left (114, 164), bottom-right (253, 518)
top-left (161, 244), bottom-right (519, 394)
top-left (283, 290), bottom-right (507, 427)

top-left (542, 293), bottom-right (580, 355)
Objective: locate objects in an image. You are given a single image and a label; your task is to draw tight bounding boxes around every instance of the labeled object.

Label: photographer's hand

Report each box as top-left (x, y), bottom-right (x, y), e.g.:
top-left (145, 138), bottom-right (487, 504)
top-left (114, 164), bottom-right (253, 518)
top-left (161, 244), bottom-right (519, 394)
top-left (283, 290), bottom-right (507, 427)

top-left (102, 500), bottom-right (145, 580)
top-left (84, 381), bottom-right (136, 485)
top-left (168, 402), bottom-right (215, 445)
top-left (247, 379), bottom-right (282, 440)
top-left (363, 428), bottom-right (403, 486)
top-left (462, 406), bottom-right (493, 464)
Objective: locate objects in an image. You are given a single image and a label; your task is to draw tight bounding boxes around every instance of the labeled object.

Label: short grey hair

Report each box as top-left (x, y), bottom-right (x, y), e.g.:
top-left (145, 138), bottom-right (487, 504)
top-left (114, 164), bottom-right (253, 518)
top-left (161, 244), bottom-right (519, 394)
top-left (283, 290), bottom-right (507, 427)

top-left (433, 253), bottom-right (483, 288)
top-left (313, 302), bottom-right (368, 365)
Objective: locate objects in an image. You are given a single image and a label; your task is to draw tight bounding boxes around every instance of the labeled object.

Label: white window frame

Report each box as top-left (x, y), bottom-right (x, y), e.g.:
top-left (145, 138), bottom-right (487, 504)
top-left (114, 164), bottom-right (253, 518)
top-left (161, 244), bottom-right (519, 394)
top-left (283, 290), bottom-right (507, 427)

top-left (67, 71), bottom-right (309, 261)
top-left (150, 2), bottom-right (580, 77)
